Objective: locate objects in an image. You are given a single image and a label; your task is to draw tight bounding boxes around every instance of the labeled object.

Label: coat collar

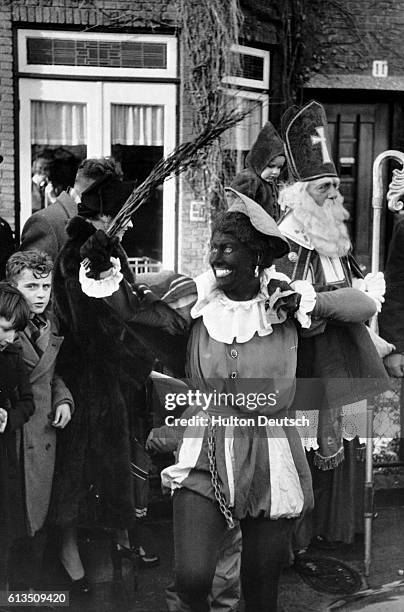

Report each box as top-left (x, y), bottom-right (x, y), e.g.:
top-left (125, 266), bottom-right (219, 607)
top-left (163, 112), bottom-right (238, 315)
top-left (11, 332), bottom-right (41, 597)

top-left (56, 191), bottom-right (78, 219)
top-left (18, 317), bottom-right (63, 383)
top-left (278, 210), bottom-right (314, 250)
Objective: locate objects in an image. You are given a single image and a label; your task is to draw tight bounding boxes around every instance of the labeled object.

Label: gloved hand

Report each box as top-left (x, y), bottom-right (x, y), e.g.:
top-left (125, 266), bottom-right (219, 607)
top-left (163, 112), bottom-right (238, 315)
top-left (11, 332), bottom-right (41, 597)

top-left (267, 278), bottom-right (301, 316)
top-left (363, 271), bottom-right (386, 303)
top-left (80, 230), bottom-right (119, 279)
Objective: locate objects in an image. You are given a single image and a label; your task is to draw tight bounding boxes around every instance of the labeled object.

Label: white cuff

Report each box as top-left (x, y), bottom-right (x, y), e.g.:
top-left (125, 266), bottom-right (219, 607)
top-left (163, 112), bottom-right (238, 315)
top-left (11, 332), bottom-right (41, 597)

top-left (290, 280), bottom-right (316, 329)
top-left (79, 256), bottom-right (123, 298)
top-left (351, 277), bottom-right (366, 291)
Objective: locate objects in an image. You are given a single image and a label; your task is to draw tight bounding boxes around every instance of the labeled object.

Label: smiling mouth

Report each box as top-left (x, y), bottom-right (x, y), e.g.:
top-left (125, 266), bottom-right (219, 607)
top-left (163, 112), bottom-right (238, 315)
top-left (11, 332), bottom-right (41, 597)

top-left (214, 268), bottom-right (232, 278)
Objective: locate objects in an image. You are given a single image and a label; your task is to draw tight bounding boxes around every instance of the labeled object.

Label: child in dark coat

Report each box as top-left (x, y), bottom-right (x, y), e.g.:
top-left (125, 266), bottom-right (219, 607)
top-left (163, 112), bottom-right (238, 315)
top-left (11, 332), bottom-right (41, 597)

top-left (0, 282), bottom-right (34, 589)
top-left (230, 122), bottom-right (285, 220)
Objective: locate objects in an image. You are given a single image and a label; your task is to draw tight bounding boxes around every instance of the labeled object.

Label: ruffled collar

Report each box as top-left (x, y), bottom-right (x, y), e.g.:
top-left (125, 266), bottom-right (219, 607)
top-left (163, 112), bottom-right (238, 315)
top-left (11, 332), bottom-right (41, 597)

top-left (190, 267), bottom-right (294, 344)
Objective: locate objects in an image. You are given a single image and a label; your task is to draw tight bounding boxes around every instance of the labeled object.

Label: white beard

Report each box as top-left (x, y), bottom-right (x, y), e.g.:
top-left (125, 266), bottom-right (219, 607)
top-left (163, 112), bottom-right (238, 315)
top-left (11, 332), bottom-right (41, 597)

top-left (279, 182), bottom-right (351, 257)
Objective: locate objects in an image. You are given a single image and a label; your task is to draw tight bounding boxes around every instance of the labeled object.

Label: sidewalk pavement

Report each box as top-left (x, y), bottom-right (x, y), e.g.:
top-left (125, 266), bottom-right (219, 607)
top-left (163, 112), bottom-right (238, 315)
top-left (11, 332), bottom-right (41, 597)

top-left (3, 490), bottom-right (404, 612)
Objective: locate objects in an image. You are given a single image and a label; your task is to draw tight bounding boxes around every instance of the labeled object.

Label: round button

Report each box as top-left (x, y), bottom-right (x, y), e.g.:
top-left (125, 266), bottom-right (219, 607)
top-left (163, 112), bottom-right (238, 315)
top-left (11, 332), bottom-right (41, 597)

top-left (288, 252), bottom-right (298, 263)
top-left (230, 348), bottom-right (238, 359)
top-left (230, 371), bottom-right (238, 379)
top-left (45, 443), bottom-right (52, 451)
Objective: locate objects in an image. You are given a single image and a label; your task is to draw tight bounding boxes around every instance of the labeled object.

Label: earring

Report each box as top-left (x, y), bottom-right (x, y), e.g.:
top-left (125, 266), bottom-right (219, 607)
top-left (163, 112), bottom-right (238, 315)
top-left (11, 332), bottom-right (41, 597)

top-left (254, 265), bottom-right (260, 278)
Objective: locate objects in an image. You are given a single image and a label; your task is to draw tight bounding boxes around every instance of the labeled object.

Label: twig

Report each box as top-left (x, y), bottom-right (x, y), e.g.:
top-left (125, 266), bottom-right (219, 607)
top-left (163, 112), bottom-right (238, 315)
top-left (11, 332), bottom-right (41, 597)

top-left (107, 104), bottom-right (253, 237)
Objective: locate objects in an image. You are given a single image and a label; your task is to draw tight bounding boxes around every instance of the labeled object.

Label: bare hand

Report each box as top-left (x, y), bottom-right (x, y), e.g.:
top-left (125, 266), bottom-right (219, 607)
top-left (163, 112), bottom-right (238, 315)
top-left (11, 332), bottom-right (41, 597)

top-left (0, 408), bottom-right (8, 433)
top-left (384, 352), bottom-right (404, 377)
top-left (52, 403), bottom-right (72, 429)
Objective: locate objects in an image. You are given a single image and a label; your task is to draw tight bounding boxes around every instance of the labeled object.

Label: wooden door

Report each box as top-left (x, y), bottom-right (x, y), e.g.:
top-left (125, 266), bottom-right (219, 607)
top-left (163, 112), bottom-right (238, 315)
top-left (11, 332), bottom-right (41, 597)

top-left (324, 103), bottom-right (391, 272)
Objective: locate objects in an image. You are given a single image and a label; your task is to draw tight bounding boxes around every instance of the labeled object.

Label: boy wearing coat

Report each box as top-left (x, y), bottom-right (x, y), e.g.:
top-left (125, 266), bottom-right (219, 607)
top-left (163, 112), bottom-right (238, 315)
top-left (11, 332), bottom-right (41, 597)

top-left (6, 250), bottom-right (73, 589)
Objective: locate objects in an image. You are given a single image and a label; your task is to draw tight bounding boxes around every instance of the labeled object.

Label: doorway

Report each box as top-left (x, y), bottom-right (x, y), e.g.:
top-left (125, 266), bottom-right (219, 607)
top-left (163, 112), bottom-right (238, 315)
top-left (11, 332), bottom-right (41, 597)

top-left (323, 103), bottom-right (391, 272)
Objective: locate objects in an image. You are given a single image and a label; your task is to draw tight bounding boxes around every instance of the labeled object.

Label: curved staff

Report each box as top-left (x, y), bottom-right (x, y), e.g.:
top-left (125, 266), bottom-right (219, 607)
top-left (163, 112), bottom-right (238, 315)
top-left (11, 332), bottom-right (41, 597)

top-left (365, 149), bottom-right (404, 576)
top-left (371, 150), bottom-right (404, 277)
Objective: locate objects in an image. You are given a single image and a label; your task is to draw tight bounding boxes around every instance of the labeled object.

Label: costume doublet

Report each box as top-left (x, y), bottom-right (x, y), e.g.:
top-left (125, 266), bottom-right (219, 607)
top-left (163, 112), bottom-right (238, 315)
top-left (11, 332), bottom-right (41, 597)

top-left (155, 269), bottom-right (314, 520)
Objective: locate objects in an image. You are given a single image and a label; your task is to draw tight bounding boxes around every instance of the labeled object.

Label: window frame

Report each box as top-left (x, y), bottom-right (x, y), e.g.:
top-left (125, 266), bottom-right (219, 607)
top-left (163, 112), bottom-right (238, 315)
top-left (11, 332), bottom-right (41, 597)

top-left (17, 29), bottom-right (177, 79)
top-left (222, 44), bottom-right (270, 90)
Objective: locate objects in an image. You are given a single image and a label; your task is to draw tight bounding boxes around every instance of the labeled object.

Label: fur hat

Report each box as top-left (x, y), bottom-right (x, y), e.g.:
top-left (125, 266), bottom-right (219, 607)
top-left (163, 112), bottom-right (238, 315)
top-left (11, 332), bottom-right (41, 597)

top-left (281, 100), bottom-right (337, 182)
top-left (224, 187), bottom-right (290, 258)
top-left (78, 174), bottom-right (135, 218)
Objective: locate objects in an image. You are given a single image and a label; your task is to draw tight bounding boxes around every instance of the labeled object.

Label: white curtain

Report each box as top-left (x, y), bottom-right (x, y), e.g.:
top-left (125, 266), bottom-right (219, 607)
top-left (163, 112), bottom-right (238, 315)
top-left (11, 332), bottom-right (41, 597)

top-left (111, 104), bottom-right (164, 146)
top-left (31, 101), bottom-right (86, 145)
top-left (222, 96), bottom-right (263, 150)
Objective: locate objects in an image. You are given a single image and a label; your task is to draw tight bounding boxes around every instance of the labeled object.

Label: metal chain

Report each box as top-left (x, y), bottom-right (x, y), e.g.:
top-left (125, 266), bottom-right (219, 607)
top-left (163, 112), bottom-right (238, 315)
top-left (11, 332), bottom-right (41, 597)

top-left (207, 417), bottom-right (235, 530)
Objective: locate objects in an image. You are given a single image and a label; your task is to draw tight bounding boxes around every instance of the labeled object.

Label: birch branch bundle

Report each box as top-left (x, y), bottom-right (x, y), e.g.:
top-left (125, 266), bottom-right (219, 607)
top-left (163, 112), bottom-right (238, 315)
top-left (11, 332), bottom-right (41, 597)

top-left (107, 104), bottom-right (252, 237)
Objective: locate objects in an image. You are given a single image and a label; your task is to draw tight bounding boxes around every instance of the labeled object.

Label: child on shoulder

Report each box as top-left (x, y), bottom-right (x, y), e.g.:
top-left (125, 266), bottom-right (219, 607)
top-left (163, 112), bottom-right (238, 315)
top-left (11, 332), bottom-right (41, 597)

top-left (230, 121), bottom-right (285, 220)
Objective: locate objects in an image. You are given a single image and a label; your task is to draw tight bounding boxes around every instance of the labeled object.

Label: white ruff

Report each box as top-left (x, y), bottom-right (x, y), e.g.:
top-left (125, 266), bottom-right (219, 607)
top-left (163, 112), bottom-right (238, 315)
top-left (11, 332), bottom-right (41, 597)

top-left (190, 267), bottom-right (314, 344)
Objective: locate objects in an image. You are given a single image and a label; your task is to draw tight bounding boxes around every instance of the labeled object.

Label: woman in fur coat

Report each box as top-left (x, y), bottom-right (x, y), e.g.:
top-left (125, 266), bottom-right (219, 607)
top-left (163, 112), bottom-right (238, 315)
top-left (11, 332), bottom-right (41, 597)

top-left (51, 175), bottom-right (186, 589)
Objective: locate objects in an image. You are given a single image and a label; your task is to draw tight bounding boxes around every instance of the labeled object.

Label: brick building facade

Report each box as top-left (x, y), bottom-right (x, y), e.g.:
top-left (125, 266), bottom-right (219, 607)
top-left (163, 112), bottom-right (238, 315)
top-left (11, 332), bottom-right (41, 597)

top-left (1, 0), bottom-right (404, 274)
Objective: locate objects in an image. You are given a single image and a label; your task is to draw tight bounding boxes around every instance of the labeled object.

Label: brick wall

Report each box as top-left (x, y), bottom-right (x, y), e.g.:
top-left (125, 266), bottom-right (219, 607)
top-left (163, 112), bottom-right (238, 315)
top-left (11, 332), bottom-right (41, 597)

top-left (0, 0), bottom-right (278, 274)
top-left (314, 0), bottom-right (404, 78)
top-left (0, 0), bottom-right (178, 233)
top-left (0, 1), bottom-right (15, 226)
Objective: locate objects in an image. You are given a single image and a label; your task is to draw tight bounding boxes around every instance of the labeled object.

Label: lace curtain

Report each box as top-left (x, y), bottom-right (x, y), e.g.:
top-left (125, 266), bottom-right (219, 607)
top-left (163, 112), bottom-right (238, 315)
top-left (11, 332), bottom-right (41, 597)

top-left (111, 104), bottom-right (164, 146)
top-left (31, 101), bottom-right (86, 145)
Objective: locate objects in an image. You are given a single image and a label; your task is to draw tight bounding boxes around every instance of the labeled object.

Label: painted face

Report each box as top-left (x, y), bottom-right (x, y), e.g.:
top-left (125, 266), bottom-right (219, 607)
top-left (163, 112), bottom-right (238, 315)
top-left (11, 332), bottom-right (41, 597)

top-left (306, 176), bottom-right (341, 207)
top-left (209, 231), bottom-right (258, 300)
top-left (260, 155), bottom-right (285, 182)
top-left (15, 269), bottom-right (52, 315)
top-left (0, 316), bottom-right (16, 350)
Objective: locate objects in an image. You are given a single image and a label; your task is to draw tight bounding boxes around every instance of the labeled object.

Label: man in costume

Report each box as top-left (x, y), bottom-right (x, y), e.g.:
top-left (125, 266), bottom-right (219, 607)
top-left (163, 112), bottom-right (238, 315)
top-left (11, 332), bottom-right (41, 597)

top-left (379, 212), bottom-right (404, 460)
top-left (379, 213), bottom-right (404, 377)
top-left (277, 100), bottom-right (389, 550)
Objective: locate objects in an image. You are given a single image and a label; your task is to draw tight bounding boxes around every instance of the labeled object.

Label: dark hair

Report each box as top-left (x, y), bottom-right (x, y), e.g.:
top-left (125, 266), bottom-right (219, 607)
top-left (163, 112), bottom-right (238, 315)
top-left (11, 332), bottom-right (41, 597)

top-left (33, 148), bottom-right (55, 163)
top-left (212, 211), bottom-right (276, 269)
top-left (48, 150), bottom-right (80, 193)
top-left (6, 250), bottom-right (53, 282)
top-left (76, 157), bottom-right (123, 181)
top-left (0, 281), bottom-right (30, 331)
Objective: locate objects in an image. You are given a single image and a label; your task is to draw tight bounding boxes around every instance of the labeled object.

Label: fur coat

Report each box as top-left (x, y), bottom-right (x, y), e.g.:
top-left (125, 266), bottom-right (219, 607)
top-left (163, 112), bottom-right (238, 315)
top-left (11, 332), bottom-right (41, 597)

top-left (51, 216), bottom-right (185, 528)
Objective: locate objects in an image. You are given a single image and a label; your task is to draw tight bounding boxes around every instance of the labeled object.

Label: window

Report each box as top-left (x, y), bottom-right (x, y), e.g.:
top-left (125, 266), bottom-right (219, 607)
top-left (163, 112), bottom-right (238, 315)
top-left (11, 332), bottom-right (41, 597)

top-left (18, 29), bottom-right (177, 270)
top-left (222, 44), bottom-right (270, 89)
top-left (18, 30), bottom-right (177, 79)
top-left (222, 45), bottom-right (270, 176)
